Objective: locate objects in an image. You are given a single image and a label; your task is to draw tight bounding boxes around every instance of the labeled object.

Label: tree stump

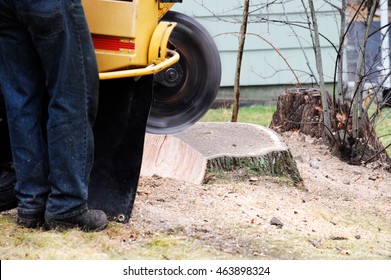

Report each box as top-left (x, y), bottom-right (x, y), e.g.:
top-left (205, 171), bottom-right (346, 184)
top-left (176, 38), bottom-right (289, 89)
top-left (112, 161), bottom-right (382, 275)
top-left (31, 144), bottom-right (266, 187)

top-left (141, 122), bottom-right (304, 189)
top-left (270, 88), bottom-right (390, 165)
top-left (270, 88), bottom-right (325, 138)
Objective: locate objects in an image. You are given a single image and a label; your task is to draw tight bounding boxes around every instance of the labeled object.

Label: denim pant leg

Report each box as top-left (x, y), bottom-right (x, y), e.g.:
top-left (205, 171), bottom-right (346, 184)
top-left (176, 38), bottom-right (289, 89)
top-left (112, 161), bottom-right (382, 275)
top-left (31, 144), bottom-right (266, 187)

top-left (24, 0), bottom-right (99, 219)
top-left (0, 1), bottom-right (50, 216)
top-left (0, 0), bottom-right (99, 219)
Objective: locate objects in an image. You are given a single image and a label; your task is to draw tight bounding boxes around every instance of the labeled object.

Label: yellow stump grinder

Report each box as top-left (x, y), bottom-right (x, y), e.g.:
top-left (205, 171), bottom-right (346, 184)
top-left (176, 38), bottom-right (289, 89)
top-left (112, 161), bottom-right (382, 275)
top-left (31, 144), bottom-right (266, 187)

top-left (0, 0), bottom-right (221, 222)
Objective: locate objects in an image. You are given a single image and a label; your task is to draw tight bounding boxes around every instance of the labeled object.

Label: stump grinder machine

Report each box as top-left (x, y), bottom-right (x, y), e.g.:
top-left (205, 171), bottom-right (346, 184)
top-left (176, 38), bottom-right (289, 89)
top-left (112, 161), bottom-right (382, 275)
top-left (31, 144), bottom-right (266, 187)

top-left (0, 0), bottom-right (221, 222)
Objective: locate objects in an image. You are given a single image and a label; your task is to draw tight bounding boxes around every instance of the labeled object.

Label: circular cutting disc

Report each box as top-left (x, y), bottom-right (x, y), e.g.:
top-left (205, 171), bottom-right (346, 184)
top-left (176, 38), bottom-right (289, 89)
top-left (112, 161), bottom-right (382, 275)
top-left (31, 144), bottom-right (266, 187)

top-left (147, 11), bottom-right (222, 134)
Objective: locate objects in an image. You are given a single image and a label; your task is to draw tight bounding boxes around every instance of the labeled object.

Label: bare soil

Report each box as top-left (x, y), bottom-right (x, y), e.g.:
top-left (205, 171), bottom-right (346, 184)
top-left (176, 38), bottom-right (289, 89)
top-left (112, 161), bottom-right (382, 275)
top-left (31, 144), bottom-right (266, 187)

top-left (127, 130), bottom-right (391, 259)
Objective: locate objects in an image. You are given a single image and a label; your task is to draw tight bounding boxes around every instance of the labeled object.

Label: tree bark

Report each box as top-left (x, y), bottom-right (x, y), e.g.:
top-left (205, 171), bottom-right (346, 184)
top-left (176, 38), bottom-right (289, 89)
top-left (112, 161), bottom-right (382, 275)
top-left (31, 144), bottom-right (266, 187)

top-left (338, 0), bottom-right (347, 102)
top-left (270, 88), bottom-right (326, 137)
top-left (352, 0), bottom-right (379, 139)
top-left (231, 0), bottom-right (250, 122)
top-left (207, 150), bottom-right (304, 189)
top-left (308, 0), bottom-right (332, 138)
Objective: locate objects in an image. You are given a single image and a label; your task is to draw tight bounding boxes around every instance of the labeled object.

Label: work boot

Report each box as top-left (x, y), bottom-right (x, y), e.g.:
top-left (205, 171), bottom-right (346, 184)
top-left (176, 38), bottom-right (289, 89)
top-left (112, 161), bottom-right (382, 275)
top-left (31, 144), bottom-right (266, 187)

top-left (17, 212), bottom-right (45, 229)
top-left (45, 209), bottom-right (108, 232)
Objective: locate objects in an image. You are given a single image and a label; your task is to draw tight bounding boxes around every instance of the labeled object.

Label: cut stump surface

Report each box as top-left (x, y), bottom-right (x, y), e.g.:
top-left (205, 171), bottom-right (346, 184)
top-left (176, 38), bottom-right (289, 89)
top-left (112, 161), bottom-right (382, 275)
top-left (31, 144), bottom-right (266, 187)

top-left (141, 122), bottom-right (303, 187)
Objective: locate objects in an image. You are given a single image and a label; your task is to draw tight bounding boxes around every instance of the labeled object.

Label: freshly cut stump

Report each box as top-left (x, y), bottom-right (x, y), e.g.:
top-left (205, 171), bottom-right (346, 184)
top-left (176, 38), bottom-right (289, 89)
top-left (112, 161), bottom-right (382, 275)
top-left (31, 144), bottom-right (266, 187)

top-left (141, 122), bottom-right (303, 188)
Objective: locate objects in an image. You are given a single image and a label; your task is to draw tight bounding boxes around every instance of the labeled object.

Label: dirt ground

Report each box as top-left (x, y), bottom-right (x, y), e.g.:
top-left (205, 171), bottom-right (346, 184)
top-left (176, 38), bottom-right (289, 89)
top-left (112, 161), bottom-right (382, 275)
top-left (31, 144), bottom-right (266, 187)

top-left (126, 130), bottom-right (391, 259)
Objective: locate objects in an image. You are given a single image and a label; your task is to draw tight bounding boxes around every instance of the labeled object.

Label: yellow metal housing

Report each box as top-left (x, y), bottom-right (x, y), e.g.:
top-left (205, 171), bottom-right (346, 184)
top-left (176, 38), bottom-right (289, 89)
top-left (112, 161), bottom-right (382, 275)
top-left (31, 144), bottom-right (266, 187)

top-left (82, 0), bottom-right (137, 38)
top-left (81, 0), bottom-right (178, 79)
top-left (158, 3), bottom-right (175, 19)
top-left (149, 21), bottom-right (177, 65)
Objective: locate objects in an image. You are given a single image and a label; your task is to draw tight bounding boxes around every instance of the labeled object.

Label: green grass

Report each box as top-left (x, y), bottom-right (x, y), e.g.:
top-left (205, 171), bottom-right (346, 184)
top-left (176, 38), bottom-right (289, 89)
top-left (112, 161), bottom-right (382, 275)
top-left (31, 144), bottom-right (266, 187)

top-left (201, 105), bottom-right (276, 127)
top-left (374, 108), bottom-right (391, 155)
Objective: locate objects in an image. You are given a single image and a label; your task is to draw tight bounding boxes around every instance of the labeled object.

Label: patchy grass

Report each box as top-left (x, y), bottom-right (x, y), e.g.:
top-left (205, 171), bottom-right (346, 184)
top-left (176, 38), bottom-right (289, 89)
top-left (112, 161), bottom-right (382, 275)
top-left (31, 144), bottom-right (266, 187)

top-left (201, 105), bottom-right (276, 127)
top-left (374, 108), bottom-right (391, 156)
top-left (0, 211), bottom-right (240, 260)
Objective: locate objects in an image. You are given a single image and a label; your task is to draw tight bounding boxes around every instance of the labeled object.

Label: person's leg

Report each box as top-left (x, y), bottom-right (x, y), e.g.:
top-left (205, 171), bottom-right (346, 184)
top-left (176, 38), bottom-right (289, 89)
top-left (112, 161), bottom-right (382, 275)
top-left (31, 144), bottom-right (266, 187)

top-left (0, 0), bottom-right (50, 227)
top-left (0, 0), bottom-right (106, 231)
top-left (20, 0), bottom-right (106, 231)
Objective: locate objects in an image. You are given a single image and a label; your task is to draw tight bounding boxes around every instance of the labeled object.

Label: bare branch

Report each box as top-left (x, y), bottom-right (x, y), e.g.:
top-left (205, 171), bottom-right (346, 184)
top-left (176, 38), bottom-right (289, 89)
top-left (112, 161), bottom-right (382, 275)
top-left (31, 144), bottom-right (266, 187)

top-left (308, 0), bottom-right (333, 136)
top-left (282, 0), bottom-right (318, 84)
top-left (231, 0), bottom-right (250, 122)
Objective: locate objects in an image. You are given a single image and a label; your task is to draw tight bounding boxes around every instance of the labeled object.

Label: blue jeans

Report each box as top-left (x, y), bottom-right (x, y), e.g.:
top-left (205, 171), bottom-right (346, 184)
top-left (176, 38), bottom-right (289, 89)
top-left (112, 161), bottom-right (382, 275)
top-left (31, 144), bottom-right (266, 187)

top-left (0, 0), bottom-right (99, 219)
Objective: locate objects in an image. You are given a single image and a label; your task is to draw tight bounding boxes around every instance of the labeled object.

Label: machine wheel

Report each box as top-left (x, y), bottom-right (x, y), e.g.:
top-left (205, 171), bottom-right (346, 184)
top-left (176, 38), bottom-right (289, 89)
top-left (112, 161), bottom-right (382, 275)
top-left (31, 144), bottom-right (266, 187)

top-left (148, 11), bottom-right (221, 134)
